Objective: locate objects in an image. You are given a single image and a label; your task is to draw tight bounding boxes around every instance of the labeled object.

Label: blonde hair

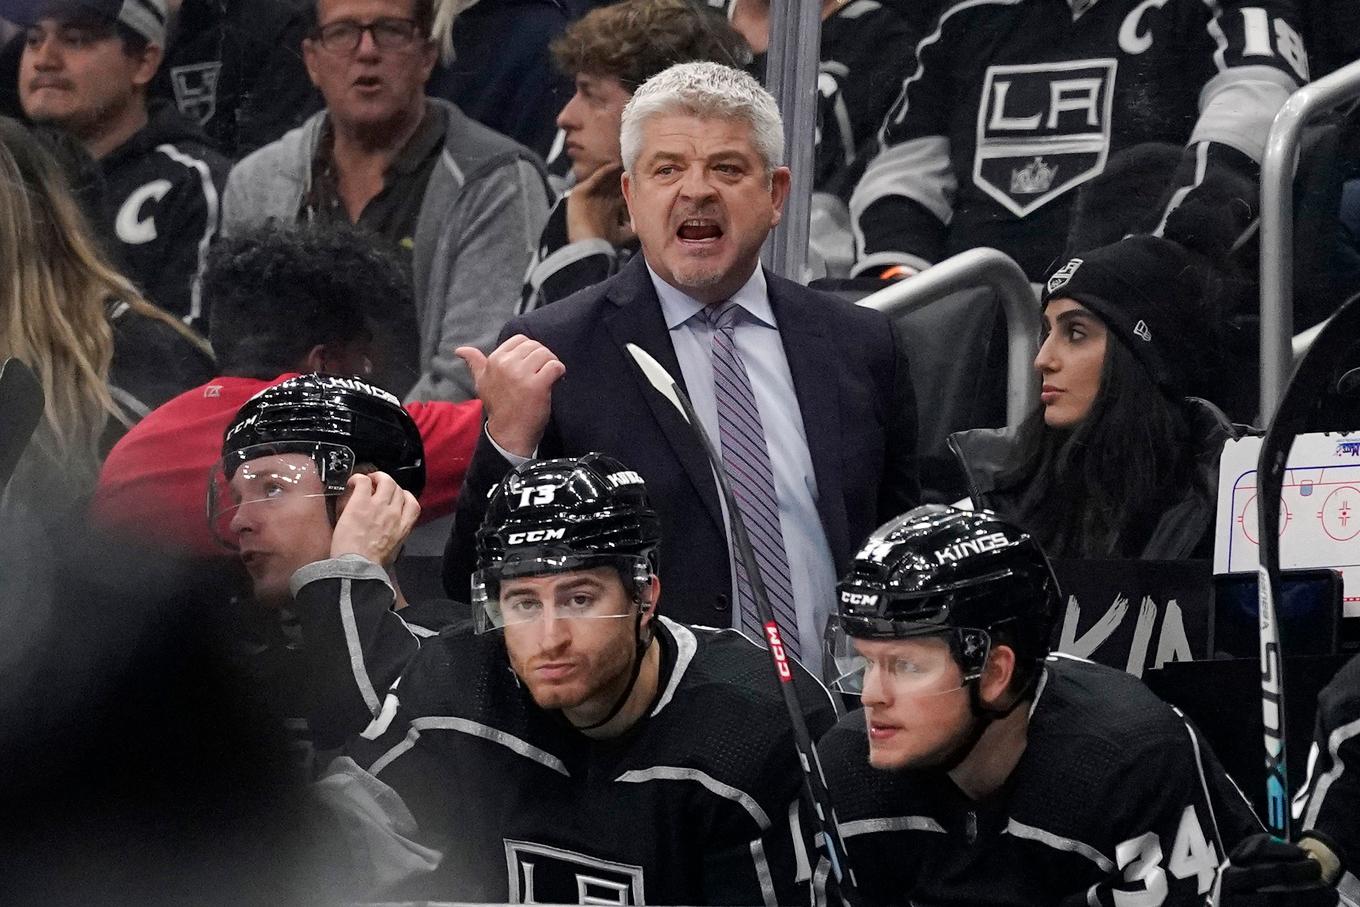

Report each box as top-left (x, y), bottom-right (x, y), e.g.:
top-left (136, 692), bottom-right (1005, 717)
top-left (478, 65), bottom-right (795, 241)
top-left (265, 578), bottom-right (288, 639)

top-left (0, 118), bottom-right (138, 488)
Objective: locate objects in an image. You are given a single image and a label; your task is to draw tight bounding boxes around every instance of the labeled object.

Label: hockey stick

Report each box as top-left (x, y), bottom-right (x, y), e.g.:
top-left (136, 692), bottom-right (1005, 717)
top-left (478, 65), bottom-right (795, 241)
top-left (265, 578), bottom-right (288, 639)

top-left (626, 342), bottom-right (860, 900)
top-left (0, 358), bottom-right (44, 492)
top-left (1255, 293), bottom-right (1360, 840)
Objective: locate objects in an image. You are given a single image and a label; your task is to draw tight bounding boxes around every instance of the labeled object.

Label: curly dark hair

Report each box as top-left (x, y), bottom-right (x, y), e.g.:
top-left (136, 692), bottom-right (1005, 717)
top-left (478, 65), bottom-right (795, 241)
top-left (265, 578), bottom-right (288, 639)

top-left (550, 0), bottom-right (751, 90)
top-left (205, 224), bottom-right (412, 382)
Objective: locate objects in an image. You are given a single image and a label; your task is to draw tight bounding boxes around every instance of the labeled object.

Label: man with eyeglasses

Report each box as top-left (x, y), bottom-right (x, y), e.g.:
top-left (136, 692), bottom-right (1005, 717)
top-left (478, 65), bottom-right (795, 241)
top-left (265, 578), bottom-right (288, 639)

top-left (221, 0), bottom-right (551, 402)
top-left (817, 505), bottom-right (1264, 905)
top-left (16, 0), bottom-right (229, 329)
top-left (311, 452), bottom-right (837, 903)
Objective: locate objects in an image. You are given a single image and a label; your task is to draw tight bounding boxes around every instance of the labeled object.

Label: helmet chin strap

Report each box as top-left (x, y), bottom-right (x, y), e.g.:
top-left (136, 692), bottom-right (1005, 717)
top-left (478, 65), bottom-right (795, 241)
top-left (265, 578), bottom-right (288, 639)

top-left (572, 603), bottom-right (654, 733)
top-left (932, 666), bottom-right (1033, 772)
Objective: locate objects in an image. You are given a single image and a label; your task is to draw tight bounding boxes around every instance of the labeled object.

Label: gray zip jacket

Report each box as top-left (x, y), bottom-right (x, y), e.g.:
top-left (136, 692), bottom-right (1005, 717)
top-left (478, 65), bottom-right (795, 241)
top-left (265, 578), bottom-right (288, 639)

top-left (220, 98), bottom-right (551, 402)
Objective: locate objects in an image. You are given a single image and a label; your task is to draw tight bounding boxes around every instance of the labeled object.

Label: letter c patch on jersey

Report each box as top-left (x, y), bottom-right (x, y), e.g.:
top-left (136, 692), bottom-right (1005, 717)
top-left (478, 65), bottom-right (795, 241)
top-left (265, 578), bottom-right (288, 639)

top-left (973, 59), bottom-right (1117, 218)
top-left (505, 839), bottom-right (645, 905)
top-left (115, 179), bottom-right (174, 245)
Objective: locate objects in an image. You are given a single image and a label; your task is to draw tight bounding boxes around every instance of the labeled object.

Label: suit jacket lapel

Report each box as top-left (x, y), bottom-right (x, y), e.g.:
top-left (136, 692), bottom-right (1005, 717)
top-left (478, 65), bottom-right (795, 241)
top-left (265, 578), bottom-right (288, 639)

top-left (603, 257), bottom-right (725, 532)
top-left (769, 270), bottom-right (849, 560)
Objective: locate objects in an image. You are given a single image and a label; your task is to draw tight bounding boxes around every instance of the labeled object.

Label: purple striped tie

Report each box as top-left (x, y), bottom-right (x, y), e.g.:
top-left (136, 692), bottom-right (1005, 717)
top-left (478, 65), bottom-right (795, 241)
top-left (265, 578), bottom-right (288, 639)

top-left (704, 300), bottom-right (800, 658)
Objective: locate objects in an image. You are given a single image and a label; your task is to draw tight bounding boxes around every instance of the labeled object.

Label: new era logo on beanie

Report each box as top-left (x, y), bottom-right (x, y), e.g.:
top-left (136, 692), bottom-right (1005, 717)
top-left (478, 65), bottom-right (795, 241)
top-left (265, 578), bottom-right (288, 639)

top-left (1041, 235), bottom-right (1213, 398)
top-left (26, 0), bottom-right (168, 45)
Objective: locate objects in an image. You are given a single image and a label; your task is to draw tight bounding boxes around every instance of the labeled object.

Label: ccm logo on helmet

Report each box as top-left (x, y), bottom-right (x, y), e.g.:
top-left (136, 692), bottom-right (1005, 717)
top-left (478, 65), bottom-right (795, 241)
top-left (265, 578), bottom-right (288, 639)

top-left (505, 528), bottom-right (567, 545)
top-left (841, 592), bottom-right (879, 606)
top-left (933, 531), bottom-right (1010, 564)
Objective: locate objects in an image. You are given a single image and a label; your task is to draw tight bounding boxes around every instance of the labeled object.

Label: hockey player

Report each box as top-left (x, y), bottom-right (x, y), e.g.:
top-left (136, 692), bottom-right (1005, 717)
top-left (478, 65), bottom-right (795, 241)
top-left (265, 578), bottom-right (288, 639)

top-left (848, 0), bottom-right (1310, 282)
top-left (211, 373), bottom-right (458, 754)
top-left (18, 0), bottom-right (229, 327)
top-left (818, 505), bottom-right (1262, 905)
top-left (313, 453), bottom-right (837, 904)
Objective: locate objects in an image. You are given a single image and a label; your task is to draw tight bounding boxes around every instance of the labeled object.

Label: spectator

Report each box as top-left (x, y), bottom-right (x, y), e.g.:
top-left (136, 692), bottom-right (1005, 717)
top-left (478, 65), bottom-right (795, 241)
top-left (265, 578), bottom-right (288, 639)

top-left (948, 235), bottom-right (1252, 559)
top-left (521, 0), bottom-right (750, 312)
top-left (17, 0), bottom-right (230, 327)
top-left (0, 116), bottom-right (206, 527)
top-left (91, 224), bottom-right (484, 560)
top-left (446, 62), bottom-right (919, 674)
top-left (426, 0), bottom-right (584, 162)
top-left (222, 0), bottom-right (551, 402)
top-left (848, 0), bottom-right (1309, 282)
top-left (149, 0), bottom-right (323, 158)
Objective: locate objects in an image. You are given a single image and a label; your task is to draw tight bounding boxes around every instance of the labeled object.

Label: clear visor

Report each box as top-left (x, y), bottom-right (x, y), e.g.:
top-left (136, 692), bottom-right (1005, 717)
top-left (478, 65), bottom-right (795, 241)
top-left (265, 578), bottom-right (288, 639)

top-left (471, 554), bottom-right (648, 633)
top-left (206, 443), bottom-right (354, 550)
top-left (824, 621), bottom-right (990, 697)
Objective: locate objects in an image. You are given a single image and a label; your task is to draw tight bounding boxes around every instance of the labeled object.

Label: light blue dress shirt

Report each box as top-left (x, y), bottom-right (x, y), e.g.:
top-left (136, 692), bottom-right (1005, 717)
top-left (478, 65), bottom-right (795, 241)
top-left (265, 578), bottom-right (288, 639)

top-left (647, 262), bottom-right (837, 676)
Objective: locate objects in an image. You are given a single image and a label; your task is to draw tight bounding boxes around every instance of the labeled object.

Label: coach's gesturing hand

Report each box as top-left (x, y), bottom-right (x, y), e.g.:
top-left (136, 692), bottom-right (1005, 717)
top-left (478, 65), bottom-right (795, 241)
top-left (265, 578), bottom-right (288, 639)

top-left (457, 334), bottom-right (566, 458)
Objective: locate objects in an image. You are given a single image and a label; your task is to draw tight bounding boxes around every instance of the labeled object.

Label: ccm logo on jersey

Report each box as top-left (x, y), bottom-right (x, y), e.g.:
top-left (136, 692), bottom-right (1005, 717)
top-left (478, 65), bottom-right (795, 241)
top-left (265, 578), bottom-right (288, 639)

top-left (505, 839), bottom-right (645, 905)
top-left (973, 59), bottom-right (1116, 218)
top-left (933, 531), bottom-right (1010, 564)
top-left (505, 528), bottom-right (567, 545)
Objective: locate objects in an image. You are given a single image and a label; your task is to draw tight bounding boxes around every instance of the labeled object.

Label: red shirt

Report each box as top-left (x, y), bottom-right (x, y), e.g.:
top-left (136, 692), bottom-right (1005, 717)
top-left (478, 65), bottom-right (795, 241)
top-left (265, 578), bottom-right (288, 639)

top-left (91, 374), bottom-right (482, 558)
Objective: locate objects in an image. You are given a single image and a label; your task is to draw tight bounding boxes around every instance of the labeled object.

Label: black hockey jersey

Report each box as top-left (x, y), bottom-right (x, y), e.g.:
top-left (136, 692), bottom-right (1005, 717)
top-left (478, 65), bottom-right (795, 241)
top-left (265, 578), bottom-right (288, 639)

top-left (849, 0), bottom-right (1309, 280)
top-left (315, 616), bottom-right (838, 904)
top-left (519, 192), bottom-right (634, 314)
top-left (98, 101), bottom-right (229, 328)
top-left (818, 654), bottom-right (1263, 906)
top-left (815, 0), bottom-right (921, 202)
top-left (1295, 653), bottom-right (1360, 903)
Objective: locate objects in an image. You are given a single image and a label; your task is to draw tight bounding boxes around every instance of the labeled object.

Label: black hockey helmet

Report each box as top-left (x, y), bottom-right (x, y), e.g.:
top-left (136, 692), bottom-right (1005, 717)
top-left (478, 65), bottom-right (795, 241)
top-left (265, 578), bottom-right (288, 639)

top-left (208, 374), bottom-right (425, 546)
top-left (833, 505), bottom-right (1060, 680)
top-left (472, 453), bottom-right (661, 628)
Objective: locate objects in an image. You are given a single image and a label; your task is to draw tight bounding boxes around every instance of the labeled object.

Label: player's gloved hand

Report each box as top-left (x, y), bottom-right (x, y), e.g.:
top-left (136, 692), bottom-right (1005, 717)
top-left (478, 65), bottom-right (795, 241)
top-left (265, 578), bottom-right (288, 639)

top-left (1214, 833), bottom-right (1336, 906)
top-left (330, 472), bottom-right (420, 567)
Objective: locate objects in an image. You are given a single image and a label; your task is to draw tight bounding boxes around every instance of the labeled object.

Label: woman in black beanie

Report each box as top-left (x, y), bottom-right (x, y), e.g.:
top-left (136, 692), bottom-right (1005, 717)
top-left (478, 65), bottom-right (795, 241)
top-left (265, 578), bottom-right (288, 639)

top-left (948, 234), bottom-right (1253, 560)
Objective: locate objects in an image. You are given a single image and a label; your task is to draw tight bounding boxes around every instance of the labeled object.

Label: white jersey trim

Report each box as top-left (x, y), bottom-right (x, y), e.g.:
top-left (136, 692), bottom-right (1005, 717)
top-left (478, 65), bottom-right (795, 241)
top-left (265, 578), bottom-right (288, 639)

top-left (750, 838), bottom-right (778, 907)
top-left (839, 815), bottom-right (947, 837)
top-left (650, 616), bottom-right (697, 717)
top-left (1003, 817), bottom-right (1115, 872)
top-left (155, 143), bottom-right (219, 325)
top-left (615, 765), bottom-right (771, 830)
top-left (1301, 715), bottom-right (1360, 831)
top-left (410, 716), bottom-right (570, 777)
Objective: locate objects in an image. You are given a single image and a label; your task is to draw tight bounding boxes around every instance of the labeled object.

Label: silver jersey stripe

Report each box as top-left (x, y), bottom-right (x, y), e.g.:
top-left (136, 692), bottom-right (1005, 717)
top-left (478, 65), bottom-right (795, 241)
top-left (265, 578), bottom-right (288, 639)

top-left (751, 838), bottom-right (778, 907)
top-left (411, 716), bottom-right (569, 776)
top-left (650, 616), bottom-right (697, 717)
top-left (1301, 715), bottom-right (1360, 831)
top-left (839, 815), bottom-right (946, 838)
top-left (340, 578), bottom-right (382, 715)
top-left (371, 725), bottom-right (420, 775)
top-left (615, 766), bottom-right (771, 830)
top-left (1003, 818), bottom-right (1115, 873)
top-left (155, 143), bottom-right (219, 325)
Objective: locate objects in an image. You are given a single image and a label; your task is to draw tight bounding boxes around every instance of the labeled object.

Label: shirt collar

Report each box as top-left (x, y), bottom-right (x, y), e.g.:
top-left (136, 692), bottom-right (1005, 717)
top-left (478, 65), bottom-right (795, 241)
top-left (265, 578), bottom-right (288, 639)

top-left (647, 261), bottom-right (775, 331)
top-left (316, 101), bottom-right (445, 178)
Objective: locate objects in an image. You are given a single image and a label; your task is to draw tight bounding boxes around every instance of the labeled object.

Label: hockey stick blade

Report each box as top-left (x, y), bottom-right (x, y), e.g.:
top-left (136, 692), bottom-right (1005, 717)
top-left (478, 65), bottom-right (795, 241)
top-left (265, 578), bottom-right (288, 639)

top-left (0, 358), bottom-right (44, 492)
top-left (625, 342), bottom-right (860, 898)
top-left (1255, 292), bottom-right (1360, 841)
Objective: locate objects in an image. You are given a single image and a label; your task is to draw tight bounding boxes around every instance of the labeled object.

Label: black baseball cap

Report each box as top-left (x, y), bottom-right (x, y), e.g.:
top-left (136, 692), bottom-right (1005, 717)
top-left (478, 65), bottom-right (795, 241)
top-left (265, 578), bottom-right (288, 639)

top-left (14, 0), bottom-right (168, 45)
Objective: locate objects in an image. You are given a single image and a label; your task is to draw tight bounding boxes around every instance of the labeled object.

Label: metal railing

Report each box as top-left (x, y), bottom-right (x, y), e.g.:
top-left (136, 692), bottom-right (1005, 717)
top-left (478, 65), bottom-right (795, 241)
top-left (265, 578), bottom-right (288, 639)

top-left (856, 247), bottom-right (1040, 427)
top-left (1259, 57), bottom-right (1360, 420)
top-left (762, 0), bottom-right (822, 282)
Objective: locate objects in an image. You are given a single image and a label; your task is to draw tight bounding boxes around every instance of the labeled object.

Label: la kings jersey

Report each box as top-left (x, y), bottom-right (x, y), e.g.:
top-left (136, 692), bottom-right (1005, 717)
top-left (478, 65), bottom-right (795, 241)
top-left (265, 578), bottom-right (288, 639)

top-left (850, 0), bottom-right (1309, 280)
top-left (316, 616), bottom-right (838, 904)
top-left (1294, 654), bottom-right (1360, 905)
top-left (817, 655), bottom-right (1263, 906)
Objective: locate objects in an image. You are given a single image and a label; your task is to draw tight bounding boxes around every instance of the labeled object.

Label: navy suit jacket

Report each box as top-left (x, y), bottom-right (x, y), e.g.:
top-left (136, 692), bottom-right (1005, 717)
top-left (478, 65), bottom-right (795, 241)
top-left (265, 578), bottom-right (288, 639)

top-left (444, 254), bottom-right (920, 627)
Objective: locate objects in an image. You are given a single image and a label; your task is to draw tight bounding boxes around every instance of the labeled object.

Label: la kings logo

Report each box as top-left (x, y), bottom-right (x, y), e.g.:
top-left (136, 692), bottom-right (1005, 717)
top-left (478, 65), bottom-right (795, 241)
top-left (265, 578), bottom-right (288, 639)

top-left (505, 840), bottom-right (645, 905)
top-left (170, 62), bottom-right (222, 125)
top-left (973, 58), bottom-right (1117, 218)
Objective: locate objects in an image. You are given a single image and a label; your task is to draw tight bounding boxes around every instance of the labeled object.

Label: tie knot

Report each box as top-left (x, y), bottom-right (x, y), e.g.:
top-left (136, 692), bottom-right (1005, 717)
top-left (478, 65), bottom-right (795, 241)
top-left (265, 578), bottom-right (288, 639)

top-left (703, 300), bottom-right (741, 332)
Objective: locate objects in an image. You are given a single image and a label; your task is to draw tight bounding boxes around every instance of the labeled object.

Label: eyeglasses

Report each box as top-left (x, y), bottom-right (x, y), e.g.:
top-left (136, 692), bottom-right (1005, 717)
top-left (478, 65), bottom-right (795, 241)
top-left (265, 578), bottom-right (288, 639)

top-left (311, 18), bottom-right (423, 53)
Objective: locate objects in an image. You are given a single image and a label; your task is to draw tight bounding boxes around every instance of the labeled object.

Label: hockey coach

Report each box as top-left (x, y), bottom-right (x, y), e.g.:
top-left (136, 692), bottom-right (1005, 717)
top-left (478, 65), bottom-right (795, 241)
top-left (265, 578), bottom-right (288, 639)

top-left (312, 453), bottom-right (837, 904)
top-left (818, 505), bottom-right (1264, 905)
top-left (446, 61), bottom-right (920, 675)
